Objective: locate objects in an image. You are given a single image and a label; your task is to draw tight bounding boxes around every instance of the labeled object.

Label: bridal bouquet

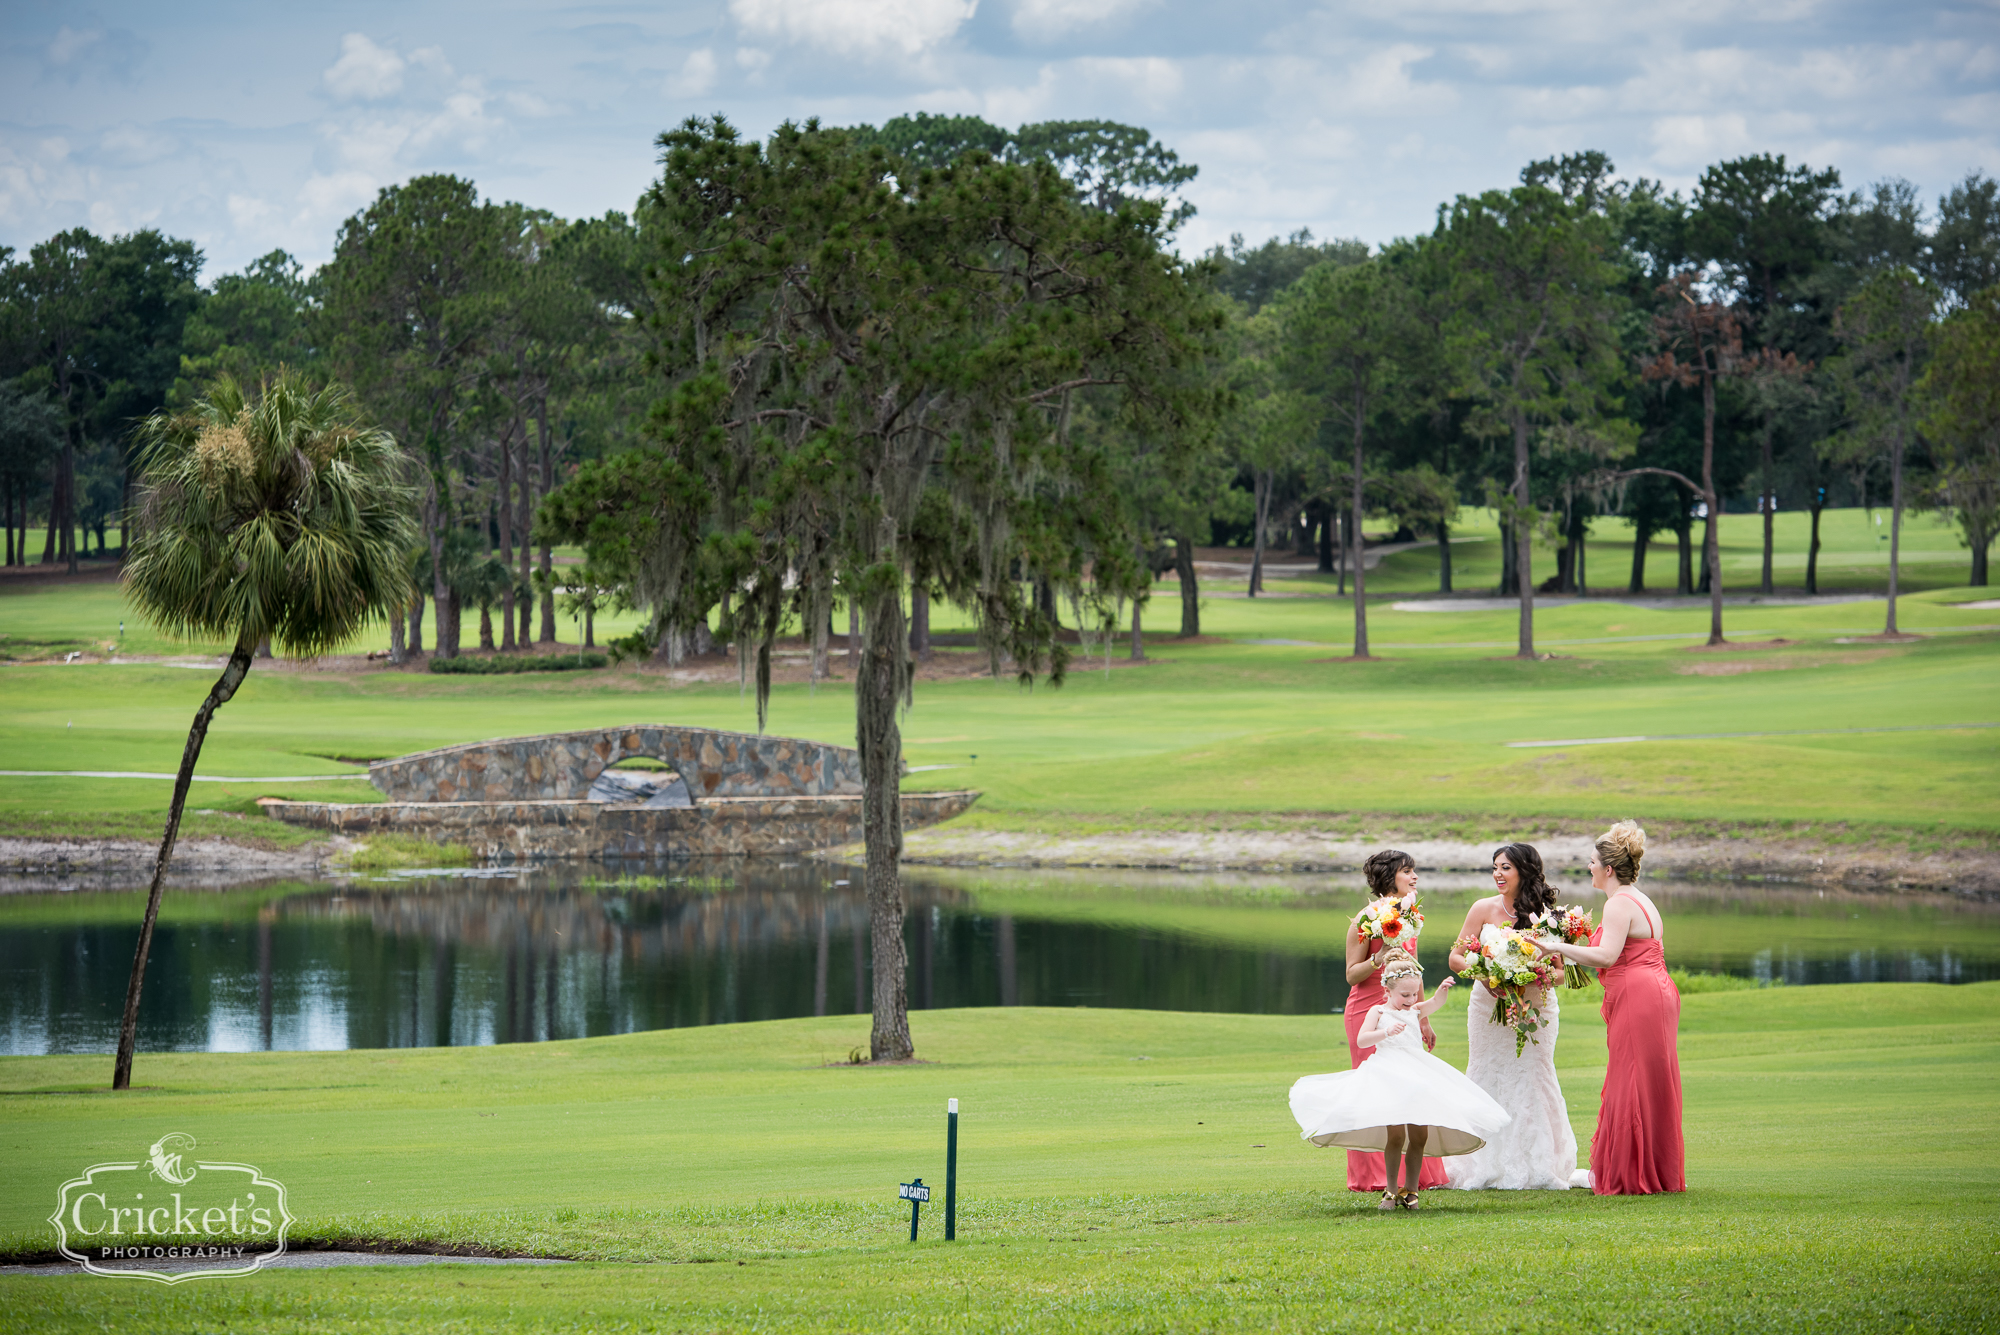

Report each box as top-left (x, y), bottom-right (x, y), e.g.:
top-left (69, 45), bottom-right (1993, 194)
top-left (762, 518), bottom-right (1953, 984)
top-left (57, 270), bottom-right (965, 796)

top-left (1455, 923), bottom-right (1564, 1055)
top-left (1356, 893), bottom-right (1423, 948)
top-left (1530, 904), bottom-right (1596, 989)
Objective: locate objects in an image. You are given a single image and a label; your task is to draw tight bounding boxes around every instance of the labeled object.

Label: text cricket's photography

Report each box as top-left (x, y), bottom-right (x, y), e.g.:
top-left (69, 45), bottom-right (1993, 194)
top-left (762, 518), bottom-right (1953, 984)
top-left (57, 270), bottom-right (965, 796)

top-left (46, 1133), bottom-right (294, 1284)
top-left (1, 1), bottom-right (1997, 1331)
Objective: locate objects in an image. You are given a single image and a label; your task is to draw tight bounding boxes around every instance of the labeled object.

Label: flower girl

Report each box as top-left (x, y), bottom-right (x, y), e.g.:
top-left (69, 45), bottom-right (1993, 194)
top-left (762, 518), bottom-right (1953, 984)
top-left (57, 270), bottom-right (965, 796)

top-left (1289, 950), bottom-right (1513, 1210)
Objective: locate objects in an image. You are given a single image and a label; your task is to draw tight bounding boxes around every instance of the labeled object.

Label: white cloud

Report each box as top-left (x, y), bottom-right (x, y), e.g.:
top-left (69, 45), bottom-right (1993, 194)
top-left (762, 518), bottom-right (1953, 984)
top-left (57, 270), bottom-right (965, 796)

top-left (227, 194), bottom-right (275, 229)
top-left (736, 47), bottom-right (773, 73)
top-left (1648, 113), bottom-right (1753, 169)
top-left (297, 170), bottom-right (379, 224)
top-left (324, 34), bottom-right (407, 101)
top-left (1074, 57), bottom-right (1183, 108)
top-left (48, 26), bottom-right (104, 66)
top-left (1012, 0), bottom-right (1154, 41)
top-left (728, 0), bottom-right (978, 59)
top-left (668, 49), bottom-right (720, 97)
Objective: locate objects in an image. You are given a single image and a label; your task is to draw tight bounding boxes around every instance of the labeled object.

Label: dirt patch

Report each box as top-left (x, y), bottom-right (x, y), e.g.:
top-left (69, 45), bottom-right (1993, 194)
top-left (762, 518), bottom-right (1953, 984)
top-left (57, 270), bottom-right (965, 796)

top-left (0, 836), bottom-right (337, 891)
top-left (1681, 639), bottom-right (1798, 653)
top-left (1675, 648), bottom-right (1896, 676)
top-left (1834, 633), bottom-right (1926, 645)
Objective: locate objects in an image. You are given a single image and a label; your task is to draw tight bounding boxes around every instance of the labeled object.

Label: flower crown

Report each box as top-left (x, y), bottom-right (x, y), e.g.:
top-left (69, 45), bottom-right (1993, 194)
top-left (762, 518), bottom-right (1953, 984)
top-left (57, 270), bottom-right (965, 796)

top-left (1381, 952), bottom-right (1424, 987)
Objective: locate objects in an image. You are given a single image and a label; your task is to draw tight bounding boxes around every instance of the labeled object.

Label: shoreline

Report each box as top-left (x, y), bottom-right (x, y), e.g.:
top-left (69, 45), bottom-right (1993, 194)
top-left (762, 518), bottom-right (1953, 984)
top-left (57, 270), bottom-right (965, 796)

top-left (5, 815), bottom-right (1997, 897)
top-left (885, 828), bottom-right (2000, 897)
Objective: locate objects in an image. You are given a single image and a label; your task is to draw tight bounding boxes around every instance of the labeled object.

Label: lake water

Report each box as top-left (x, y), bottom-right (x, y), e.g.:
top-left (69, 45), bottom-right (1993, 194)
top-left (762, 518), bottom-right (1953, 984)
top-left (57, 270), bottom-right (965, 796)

top-left (2, 862), bottom-right (1994, 1055)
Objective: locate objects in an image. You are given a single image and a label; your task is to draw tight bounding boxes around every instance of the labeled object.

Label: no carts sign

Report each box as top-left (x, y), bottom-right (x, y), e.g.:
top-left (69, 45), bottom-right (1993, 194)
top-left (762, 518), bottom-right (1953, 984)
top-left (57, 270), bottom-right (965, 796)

top-left (49, 1133), bottom-right (295, 1283)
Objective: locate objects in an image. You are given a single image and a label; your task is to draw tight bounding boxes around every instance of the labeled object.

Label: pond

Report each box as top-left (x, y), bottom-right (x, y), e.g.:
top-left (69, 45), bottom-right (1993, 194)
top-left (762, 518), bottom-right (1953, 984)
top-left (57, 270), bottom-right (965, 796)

top-left (2, 862), bottom-right (1994, 1055)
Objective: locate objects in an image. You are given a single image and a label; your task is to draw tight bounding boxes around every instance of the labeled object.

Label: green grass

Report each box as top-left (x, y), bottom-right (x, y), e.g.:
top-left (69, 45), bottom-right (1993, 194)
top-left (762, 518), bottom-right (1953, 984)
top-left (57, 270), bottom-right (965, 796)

top-left (2, 505), bottom-right (1996, 842)
top-left (0, 985), bottom-right (1993, 1330)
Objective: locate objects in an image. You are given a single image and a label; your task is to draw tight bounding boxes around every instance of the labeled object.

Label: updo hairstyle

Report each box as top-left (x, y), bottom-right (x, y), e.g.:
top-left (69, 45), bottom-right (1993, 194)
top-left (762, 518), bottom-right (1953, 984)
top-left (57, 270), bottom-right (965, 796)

top-left (1363, 848), bottom-right (1416, 898)
top-left (1379, 947), bottom-right (1424, 991)
top-left (1492, 842), bottom-right (1554, 928)
top-left (1596, 820), bottom-right (1647, 885)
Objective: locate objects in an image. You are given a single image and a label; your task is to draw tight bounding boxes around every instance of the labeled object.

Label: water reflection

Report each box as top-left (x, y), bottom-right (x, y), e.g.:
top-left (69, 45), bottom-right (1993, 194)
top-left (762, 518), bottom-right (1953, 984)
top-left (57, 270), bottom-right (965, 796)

top-left (1, 861), bottom-right (1994, 1055)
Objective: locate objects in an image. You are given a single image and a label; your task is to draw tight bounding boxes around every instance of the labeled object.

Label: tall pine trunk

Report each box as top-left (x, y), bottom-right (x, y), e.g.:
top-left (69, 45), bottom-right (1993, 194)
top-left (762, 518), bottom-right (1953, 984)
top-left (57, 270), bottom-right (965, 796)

top-left (499, 426), bottom-right (517, 651)
top-left (1759, 430), bottom-right (1776, 595)
top-left (1350, 417), bottom-right (1370, 658)
top-left (1807, 500), bottom-right (1824, 594)
top-left (113, 637), bottom-right (256, 1089)
top-left (1248, 469), bottom-right (1271, 596)
top-left (1512, 412), bottom-right (1535, 657)
top-left (857, 581), bottom-right (912, 1061)
top-left (1175, 532), bottom-right (1200, 637)
top-left (537, 405), bottom-right (557, 644)
top-left (1700, 374), bottom-right (1725, 645)
top-left (1886, 422), bottom-right (1904, 635)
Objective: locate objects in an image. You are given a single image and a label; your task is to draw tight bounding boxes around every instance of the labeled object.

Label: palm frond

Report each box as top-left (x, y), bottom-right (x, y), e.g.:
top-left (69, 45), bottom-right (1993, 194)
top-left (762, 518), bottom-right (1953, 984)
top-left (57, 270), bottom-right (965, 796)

top-left (126, 372), bottom-right (418, 657)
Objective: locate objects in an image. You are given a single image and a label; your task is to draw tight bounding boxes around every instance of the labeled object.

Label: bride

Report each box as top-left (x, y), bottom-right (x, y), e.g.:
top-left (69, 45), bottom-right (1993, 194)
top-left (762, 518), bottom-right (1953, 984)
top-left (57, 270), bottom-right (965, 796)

top-left (1445, 843), bottom-right (1587, 1190)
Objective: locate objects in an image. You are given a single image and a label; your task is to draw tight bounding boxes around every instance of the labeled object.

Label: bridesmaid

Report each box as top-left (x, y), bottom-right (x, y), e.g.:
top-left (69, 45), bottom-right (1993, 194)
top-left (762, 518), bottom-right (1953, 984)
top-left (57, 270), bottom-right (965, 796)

top-left (1340, 849), bottom-right (1449, 1193)
top-left (1539, 820), bottom-right (1686, 1196)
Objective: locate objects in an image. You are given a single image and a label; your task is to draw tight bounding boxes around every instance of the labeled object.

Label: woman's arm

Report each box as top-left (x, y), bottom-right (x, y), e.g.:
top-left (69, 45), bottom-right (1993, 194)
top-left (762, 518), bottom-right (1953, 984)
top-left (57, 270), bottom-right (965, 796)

top-left (1448, 900), bottom-right (1490, 974)
top-left (1343, 918), bottom-right (1379, 985)
top-left (1542, 897), bottom-right (1635, 968)
top-left (1355, 1005), bottom-right (1388, 1048)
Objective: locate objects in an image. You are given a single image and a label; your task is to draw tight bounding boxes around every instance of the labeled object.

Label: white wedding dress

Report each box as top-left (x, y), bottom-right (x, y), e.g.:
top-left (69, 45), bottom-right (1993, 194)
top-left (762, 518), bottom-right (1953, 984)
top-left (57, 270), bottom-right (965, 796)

top-left (1290, 1007), bottom-right (1512, 1155)
top-left (1445, 982), bottom-right (1591, 1190)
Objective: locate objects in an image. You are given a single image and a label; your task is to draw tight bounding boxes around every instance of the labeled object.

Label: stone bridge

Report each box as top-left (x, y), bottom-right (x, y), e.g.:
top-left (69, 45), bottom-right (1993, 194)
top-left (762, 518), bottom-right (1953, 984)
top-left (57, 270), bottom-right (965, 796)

top-left (368, 726), bottom-right (867, 803)
top-left (266, 724), bottom-right (976, 860)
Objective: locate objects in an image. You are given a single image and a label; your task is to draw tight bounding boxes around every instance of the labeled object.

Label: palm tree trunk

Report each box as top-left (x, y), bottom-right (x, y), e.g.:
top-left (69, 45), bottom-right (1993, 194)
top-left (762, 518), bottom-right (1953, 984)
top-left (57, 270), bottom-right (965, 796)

top-left (113, 636), bottom-right (256, 1090)
top-left (858, 581), bottom-right (911, 1061)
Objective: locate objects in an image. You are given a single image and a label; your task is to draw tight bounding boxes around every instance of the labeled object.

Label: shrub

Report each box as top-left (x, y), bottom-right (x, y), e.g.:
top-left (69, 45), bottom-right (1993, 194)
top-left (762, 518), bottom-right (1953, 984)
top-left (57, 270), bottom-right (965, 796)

top-left (427, 652), bottom-right (608, 675)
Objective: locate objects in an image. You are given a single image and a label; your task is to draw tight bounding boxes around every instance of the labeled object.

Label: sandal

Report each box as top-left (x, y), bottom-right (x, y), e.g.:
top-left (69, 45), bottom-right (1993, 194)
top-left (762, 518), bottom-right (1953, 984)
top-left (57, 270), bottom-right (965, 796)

top-left (1398, 1191), bottom-right (1421, 1211)
top-left (1376, 1191), bottom-right (1399, 1212)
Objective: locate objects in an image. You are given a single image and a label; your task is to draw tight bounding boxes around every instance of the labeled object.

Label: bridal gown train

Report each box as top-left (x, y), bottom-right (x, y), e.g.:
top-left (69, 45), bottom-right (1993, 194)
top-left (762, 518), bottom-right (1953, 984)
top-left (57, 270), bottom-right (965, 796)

top-left (1445, 981), bottom-right (1588, 1190)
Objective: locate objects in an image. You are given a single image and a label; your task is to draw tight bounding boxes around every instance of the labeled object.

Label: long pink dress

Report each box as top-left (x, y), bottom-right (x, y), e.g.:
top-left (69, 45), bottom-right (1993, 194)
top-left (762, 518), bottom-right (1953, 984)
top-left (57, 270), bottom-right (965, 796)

top-left (1588, 892), bottom-right (1686, 1195)
top-left (1343, 936), bottom-right (1449, 1192)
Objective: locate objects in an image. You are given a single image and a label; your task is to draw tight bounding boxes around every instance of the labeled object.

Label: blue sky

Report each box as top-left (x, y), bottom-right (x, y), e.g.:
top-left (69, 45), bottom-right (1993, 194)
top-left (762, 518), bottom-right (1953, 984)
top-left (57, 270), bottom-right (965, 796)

top-left (3, 0), bottom-right (1995, 277)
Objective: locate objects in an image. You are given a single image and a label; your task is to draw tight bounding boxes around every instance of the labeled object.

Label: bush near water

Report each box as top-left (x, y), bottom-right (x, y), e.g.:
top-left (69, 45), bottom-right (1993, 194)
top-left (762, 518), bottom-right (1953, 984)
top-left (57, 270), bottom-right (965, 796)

top-left (427, 652), bottom-right (608, 675)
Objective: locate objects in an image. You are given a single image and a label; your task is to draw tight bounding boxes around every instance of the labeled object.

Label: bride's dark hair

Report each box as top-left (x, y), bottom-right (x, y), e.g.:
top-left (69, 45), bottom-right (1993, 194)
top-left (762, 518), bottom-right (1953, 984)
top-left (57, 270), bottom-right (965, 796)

top-left (1492, 843), bottom-right (1553, 927)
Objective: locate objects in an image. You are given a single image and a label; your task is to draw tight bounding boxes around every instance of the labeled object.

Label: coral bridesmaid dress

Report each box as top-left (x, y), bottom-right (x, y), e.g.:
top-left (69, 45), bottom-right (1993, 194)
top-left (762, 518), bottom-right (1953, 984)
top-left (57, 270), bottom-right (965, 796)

top-left (1588, 892), bottom-right (1686, 1195)
top-left (1343, 936), bottom-right (1449, 1192)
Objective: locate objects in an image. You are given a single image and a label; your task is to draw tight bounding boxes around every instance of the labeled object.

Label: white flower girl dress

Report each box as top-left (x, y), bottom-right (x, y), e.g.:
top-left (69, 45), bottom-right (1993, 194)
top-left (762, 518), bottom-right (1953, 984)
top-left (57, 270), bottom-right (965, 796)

top-left (1290, 1005), bottom-right (1513, 1155)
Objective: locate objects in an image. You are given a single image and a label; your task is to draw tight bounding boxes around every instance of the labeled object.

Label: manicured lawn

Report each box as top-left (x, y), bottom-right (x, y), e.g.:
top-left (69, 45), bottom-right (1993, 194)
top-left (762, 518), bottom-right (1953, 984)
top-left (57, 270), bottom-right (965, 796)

top-left (1, 598), bottom-right (1995, 835)
top-left (1, 503), bottom-right (1995, 841)
top-left (1, 984), bottom-right (1993, 1331)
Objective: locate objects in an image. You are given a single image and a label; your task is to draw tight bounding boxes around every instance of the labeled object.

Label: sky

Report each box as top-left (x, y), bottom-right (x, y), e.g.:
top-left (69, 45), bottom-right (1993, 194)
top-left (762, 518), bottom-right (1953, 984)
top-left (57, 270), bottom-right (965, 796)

top-left (2, 0), bottom-right (1996, 279)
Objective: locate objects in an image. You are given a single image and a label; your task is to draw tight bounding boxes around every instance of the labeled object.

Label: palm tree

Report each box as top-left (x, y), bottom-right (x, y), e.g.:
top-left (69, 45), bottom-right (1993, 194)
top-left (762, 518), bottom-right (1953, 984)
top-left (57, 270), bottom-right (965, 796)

top-left (113, 374), bottom-right (414, 1089)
